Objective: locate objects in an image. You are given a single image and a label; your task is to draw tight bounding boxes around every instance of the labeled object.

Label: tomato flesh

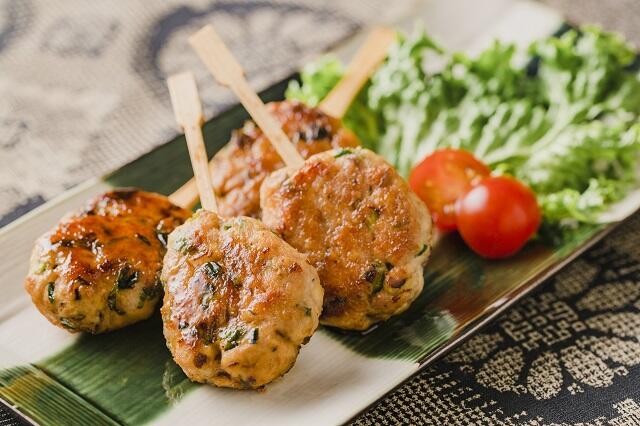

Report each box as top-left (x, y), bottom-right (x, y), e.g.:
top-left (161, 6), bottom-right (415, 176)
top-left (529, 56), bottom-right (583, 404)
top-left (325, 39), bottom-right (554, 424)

top-left (455, 176), bottom-right (541, 259)
top-left (409, 149), bottom-right (490, 230)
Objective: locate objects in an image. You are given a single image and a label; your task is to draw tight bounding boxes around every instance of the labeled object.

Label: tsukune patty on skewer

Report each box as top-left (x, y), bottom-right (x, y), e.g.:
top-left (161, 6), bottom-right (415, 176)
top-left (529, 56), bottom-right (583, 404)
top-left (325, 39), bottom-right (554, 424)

top-left (161, 210), bottom-right (323, 389)
top-left (24, 189), bottom-right (191, 334)
top-left (261, 147), bottom-right (432, 331)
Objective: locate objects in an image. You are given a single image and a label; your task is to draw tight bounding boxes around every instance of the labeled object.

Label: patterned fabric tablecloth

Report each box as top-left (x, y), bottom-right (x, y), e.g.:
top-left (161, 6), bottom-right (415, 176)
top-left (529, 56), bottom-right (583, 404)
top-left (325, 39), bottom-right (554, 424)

top-left (2, 0), bottom-right (640, 424)
top-left (0, 0), bottom-right (415, 225)
top-left (354, 213), bottom-right (640, 425)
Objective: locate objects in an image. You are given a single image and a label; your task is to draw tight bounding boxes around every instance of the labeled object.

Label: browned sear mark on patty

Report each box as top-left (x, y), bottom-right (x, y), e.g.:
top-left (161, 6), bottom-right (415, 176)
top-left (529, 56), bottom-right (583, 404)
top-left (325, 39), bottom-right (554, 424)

top-left (209, 100), bottom-right (360, 218)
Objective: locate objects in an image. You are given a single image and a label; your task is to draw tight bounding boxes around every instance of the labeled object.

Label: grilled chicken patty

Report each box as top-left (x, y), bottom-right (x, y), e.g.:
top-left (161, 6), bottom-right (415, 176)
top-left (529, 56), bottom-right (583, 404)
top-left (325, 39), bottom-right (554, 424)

top-left (161, 211), bottom-right (323, 389)
top-left (210, 100), bottom-right (360, 218)
top-left (24, 189), bottom-right (191, 334)
top-left (261, 148), bottom-right (432, 330)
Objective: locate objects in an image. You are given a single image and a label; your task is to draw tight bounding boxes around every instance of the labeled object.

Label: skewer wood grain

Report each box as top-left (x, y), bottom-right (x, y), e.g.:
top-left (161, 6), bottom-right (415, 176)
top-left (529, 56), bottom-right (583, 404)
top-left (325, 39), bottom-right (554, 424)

top-left (189, 25), bottom-right (304, 170)
top-left (318, 27), bottom-right (397, 119)
top-left (167, 71), bottom-right (218, 212)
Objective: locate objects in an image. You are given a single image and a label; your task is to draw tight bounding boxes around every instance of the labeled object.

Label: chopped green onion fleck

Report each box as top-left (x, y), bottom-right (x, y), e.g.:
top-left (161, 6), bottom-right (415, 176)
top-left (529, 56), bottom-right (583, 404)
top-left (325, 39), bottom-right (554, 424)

top-left (59, 318), bottom-right (76, 330)
top-left (200, 293), bottom-right (214, 309)
top-left (202, 261), bottom-right (223, 279)
top-left (203, 324), bottom-right (216, 344)
top-left (117, 265), bottom-right (138, 289)
top-left (363, 261), bottom-right (388, 293)
top-left (334, 148), bottom-right (353, 158)
top-left (417, 244), bottom-right (428, 256)
top-left (37, 262), bottom-right (49, 274)
top-left (175, 237), bottom-right (195, 254)
top-left (365, 208), bottom-right (380, 229)
top-left (137, 284), bottom-right (161, 309)
top-left (108, 286), bottom-right (126, 315)
top-left (47, 282), bottom-right (55, 304)
top-left (220, 326), bottom-right (246, 350)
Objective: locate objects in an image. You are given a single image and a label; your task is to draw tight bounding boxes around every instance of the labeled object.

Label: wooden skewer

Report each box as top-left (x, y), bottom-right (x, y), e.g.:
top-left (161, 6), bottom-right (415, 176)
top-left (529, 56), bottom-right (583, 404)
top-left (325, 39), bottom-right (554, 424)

top-left (189, 25), bottom-right (305, 170)
top-left (318, 27), bottom-right (397, 119)
top-left (167, 26), bottom-right (396, 209)
top-left (167, 175), bottom-right (200, 210)
top-left (167, 71), bottom-right (218, 212)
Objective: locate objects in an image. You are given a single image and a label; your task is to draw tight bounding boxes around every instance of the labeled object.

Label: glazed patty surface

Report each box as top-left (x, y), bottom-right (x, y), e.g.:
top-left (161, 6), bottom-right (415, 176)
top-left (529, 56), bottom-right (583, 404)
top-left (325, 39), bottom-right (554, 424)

top-left (161, 210), bottom-right (323, 389)
top-left (261, 148), bottom-right (432, 330)
top-left (210, 100), bottom-right (360, 218)
top-left (24, 189), bottom-right (191, 334)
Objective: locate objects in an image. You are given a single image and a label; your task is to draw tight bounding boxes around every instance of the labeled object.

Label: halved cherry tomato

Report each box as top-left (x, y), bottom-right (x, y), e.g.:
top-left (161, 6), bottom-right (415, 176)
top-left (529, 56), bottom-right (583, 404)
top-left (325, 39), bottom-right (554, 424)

top-left (455, 176), bottom-right (541, 259)
top-left (409, 149), bottom-right (490, 231)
